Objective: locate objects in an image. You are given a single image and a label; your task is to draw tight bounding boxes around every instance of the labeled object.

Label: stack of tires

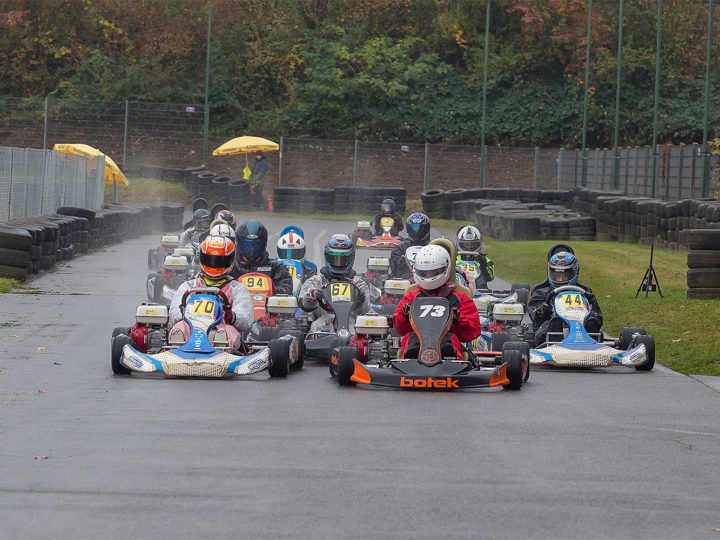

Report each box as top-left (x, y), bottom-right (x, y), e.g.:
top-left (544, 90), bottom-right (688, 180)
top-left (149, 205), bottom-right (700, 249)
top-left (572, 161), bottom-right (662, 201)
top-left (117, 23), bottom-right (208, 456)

top-left (156, 202), bottom-right (185, 231)
top-left (229, 180), bottom-right (251, 210)
top-left (195, 172), bottom-right (216, 202)
top-left (421, 189), bottom-right (445, 218)
top-left (686, 229), bottom-right (720, 299)
top-left (0, 224), bottom-right (37, 280)
top-left (212, 176), bottom-right (231, 204)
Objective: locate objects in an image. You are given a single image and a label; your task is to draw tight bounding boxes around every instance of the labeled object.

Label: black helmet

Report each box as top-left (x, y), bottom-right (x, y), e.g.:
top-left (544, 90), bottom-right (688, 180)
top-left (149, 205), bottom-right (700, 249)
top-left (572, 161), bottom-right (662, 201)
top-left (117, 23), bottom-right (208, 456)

top-left (236, 220), bottom-right (268, 263)
top-left (406, 212), bottom-right (431, 242)
top-left (192, 209), bottom-right (211, 233)
top-left (381, 197), bottom-right (396, 214)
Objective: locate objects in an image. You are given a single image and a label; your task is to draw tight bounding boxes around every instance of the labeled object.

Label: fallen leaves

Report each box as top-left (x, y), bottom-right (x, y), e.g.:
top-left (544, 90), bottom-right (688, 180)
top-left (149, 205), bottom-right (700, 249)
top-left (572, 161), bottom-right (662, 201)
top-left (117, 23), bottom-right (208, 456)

top-left (37, 389), bottom-right (45, 394)
top-left (36, 347), bottom-right (46, 351)
top-left (53, 361), bottom-right (61, 365)
top-left (34, 455), bottom-right (49, 460)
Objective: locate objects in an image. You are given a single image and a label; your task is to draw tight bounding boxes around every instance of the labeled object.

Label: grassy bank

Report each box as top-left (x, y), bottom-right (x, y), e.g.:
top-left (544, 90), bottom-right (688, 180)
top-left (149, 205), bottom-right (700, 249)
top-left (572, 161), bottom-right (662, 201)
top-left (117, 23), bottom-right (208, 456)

top-left (104, 177), bottom-right (194, 207)
top-left (0, 278), bottom-right (15, 293)
top-left (483, 238), bottom-right (720, 376)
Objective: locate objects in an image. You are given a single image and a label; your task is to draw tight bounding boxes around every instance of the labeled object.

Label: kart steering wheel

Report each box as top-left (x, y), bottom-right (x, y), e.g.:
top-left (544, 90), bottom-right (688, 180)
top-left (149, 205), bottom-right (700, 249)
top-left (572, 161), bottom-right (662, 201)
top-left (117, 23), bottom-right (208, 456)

top-left (551, 285), bottom-right (585, 295)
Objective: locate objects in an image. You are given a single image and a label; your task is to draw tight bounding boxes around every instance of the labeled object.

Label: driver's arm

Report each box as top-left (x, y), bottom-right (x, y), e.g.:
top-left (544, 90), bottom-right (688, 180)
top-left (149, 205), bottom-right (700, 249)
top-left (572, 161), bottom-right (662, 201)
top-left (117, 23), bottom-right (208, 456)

top-left (374, 213), bottom-right (383, 235)
top-left (528, 287), bottom-right (552, 327)
top-left (452, 292), bottom-right (482, 342)
top-left (582, 287), bottom-right (604, 327)
top-left (298, 275), bottom-right (323, 311)
top-left (169, 281), bottom-right (191, 324)
top-left (271, 262), bottom-right (294, 295)
top-left (392, 291), bottom-right (416, 335)
top-left (353, 278), bottom-right (371, 314)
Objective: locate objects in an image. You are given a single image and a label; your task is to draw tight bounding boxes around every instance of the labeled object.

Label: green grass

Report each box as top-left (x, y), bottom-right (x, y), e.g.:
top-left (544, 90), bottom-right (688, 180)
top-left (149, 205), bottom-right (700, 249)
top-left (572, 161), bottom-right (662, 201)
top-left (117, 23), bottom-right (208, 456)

top-left (104, 177), bottom-right (194, 207)
top-left (0, 278), bottom-right (16, 293)
top-left (482, 238), bottom-right (720, 376)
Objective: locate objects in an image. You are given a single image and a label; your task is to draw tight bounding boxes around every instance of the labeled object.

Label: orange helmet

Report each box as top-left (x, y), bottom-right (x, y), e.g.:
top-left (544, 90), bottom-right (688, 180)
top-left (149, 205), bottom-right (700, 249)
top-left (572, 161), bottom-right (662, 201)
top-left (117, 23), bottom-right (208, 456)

top-left (199, 235), bottom-right (235, 279)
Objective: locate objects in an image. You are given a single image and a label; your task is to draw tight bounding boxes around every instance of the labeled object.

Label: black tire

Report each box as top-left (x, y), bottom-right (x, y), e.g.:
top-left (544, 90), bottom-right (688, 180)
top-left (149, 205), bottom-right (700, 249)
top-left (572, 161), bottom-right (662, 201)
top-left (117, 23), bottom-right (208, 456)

top-left (0, 264), bottom-right (28, 280)
top-left (633, 334), bottom-right (655, 371)
top-left (687, 229), bottom-right (720, 250)
top-left (687, 268), bottom-right (720, 288)
top-left (0, 247), bottom-right (31, 268)
top-left (193, 197), bottom-right (210, 211)
top-left (148, 248), bottom-right (158, 269)
top-left (286, 330), bottom-right (305, 370)
top-left (687, 250), bottom-right (720, 269)
top-left (258, 326), bottom-right (279, 342)
top-left (502, 340), bottom-right (530, 381)
top-left (501, 349), bottom-right (523, 390)
top-left (547, 243), bottom-right (574, 260)
top-left (112, 327), bottom-right (132, 339)
top-left (111, 335), bottom-right (132, 375)
top-left (686, 288), bottom-right (720, 299)
top-left (153, 275), bottom-right (168, 303)
top-left (39, 255), bottom-right (56, 270)
top-left (210, 202), bottom-right (229, 219)
top-left (337, 346), bottom-right (358, 386)
top-left (617, 326), bottom-right (645, 350)
top-left (268, 338), bottom-right (290, 378)
top-left (490, 331), bottom-right (510, 352)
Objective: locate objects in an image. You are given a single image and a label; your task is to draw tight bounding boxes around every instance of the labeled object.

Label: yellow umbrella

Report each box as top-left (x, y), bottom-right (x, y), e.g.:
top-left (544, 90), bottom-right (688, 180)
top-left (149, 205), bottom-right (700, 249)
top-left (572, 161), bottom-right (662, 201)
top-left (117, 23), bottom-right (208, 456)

top-left (53, 143), bottom-right (129, 187)
top-left (212, 136), bottom-right (279, 176)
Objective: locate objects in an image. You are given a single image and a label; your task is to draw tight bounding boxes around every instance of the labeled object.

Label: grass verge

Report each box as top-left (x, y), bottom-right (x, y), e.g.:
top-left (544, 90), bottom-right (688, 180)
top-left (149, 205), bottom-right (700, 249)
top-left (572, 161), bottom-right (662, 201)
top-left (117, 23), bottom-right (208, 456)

top-left (0, 278), bottom-right (16, 294)
top-left (483, 238), bottom-right (720, 376)
top-left (104, 177), bottom-right (194, 207)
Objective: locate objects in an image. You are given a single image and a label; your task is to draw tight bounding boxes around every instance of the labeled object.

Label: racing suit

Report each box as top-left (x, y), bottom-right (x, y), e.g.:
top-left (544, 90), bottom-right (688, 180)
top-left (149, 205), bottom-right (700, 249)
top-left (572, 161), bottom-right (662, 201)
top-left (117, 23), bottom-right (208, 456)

top-left (298, 268), bottom-right (371, 333)
top-left (393, 283), bottom-right (481, 360)
top-left (230, 251), bottom-right (294, 295)
top-left (456, 252), bottom-right (495, 289)
top-left (390, 237), bottom-right (429, 279)
top-left (528, 281), bottom-right (603, 346)
top-left (179, 227), bottom-right (207, 248)
top-left (374, 212), bottom-right (404, 236)
top-left (169, 277), bottom-right (254, 349)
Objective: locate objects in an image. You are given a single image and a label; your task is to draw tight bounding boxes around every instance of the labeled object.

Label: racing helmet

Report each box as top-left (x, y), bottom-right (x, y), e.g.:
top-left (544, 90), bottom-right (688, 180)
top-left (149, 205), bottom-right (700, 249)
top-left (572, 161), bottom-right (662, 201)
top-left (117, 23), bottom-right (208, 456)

top-left (199, 235), bottom-right (235, 279)
top-left (209, 221), bottom-right (236, 242)
top-left (548, 251), bottom-right (579, 288)
top-left (192, 209), bottom-right (211, 233)
top-left (277, 232), bottom-right (306, 260)
top-left (324, 234), bottom-right (355, 278)
top-left (413, 244), bottom-right (451, 291)
top-left (457, 225), bottom-right (482, 253)
top-left (280, 225), bottom-right (304, 239)
top-left (381, 197), bottom-right (396, 214)
top-left (406, 212), bottom-right (431, 242)
top-left (236, 220), bottom-right (268, 264)
top-left (215, 209), bottom-right (237, 229)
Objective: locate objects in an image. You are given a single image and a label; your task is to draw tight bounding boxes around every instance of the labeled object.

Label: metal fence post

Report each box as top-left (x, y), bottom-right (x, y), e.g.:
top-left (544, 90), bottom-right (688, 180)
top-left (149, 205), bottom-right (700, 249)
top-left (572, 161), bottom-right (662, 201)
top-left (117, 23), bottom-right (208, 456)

top-left (691, 143), bottom-right (698, 198)
top-left (557, 148), bottom-right (563, 189)
top-left (353, 139), bottom-right (359, 186)
top-left (533, 147), bottom-right (539, 189)
top-left (278, 136), bottom-right (284, 186)
top-left (122, 100), bottom-right (129, 168)
top-left (43, 96), bottom-right (49, 149)
top-left (423, 142), bottom-right (430, 191)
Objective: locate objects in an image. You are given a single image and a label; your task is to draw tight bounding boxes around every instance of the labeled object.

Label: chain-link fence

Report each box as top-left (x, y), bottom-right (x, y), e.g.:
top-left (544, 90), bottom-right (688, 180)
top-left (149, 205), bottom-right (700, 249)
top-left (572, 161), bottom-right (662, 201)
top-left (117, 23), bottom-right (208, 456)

top-left (0, 146), bottom-right (104, 221)
top-left (1, 97), bottom-right (717, 202)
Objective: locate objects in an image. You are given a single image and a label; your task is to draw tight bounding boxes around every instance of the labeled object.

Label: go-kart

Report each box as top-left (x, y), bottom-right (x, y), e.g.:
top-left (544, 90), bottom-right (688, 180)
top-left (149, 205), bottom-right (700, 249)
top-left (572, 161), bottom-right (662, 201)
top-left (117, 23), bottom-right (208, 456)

top-left (146, 253), bottom-right (194, 305)
top-left (529, 285), bottom-right (655, 370)
top-left (147, 234), bottom-right (180, 272)
top-left (470, 283), bottom-right (532, 351)
top-left (361, 256), bottom-right (392, 289)
top-left (110, 287), bottom-right (293, 378)
top-left (334, 296), bottom-right (528, 390)
top-left (351, 218), bottom-right (403, 249)
top-left (278, 258), bottom-right (305, 295)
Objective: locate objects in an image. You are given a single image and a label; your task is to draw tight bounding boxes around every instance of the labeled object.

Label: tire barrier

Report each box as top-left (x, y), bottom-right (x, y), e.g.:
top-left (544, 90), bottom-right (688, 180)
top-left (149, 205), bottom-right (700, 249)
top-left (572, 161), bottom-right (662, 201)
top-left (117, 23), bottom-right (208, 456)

top-left (0, 201), bottom-right (185, 281)
top-left (686, 229), bottom-right (720, 299)
top-left (274, 186), bottom-right (406, 215)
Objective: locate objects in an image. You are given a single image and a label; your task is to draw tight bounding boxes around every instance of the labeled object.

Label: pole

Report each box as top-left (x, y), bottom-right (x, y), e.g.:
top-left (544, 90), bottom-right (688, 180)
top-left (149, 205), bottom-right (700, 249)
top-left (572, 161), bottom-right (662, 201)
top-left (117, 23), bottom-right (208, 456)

top-left (580, 0), bottom-right (593, 188)
top-left (423, 142), bottom-right (430, 191)
top-left (353, 140), bottom-right (359, 186)
top-left (612, 0), bottom-right (625, 189)
top-left (479, 0), bottom-right (490, 187)
top-left (202, 0), bottom-right (212, 165)
top-left (122, 100), bottom-right (129, 168)
top-left (43, 96), bottom-right (49, 149)
top-left (557, 148), bottom-right (563, 189)
top-left (278, 136), bottom-right (284, 186)
top-left (701, 0), bottom-right (714, 198)
top-left (650, 0), bottom-right (663, 198)
top-left (533, 148), bottom-right (539, 189)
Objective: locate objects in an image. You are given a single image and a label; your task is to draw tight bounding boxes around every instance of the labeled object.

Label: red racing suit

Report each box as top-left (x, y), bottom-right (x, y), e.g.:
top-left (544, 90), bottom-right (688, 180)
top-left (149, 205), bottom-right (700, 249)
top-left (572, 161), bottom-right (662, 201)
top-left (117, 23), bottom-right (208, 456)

top-left (393, 283), bottom-right (481, 359)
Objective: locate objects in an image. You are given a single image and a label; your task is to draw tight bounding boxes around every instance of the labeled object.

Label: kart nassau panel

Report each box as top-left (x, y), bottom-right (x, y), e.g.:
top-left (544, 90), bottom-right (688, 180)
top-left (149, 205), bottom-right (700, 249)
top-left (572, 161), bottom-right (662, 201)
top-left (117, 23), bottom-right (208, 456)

top-left (356, 234), bottom-right (402, 249)
top-left (239, 273), bottom-right (273, 319)
top-left (409, 297), bottom-right (452, 366)
top-left (347, 358), bottom-right (510, 390)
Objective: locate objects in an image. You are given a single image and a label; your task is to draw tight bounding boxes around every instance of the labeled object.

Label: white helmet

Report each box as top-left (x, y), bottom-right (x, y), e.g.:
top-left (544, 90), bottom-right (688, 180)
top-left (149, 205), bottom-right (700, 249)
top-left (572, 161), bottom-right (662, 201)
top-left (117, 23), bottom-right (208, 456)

top-left (413, 245), bottom-right (451, 291)
top-left (277, 232), bottom-right (306, 260)
top-left (457, 225), bottom-right (482, 253)
top-left (209, 222), bottom-right (236, 242)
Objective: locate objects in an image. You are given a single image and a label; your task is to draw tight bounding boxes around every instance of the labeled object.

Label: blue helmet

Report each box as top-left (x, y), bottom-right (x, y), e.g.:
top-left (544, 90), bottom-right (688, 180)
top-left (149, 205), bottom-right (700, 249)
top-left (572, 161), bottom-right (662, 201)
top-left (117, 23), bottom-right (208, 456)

top-left (548, 251), bottom-right (579, 288)
top-left (236, 220), bottom-right (268, 264)
top-left (280, 225), bottom-right (304, 239)
top-left (324, 234), bottom-right (355, 278)
top-left (406, 212), bottom-right (431, 242)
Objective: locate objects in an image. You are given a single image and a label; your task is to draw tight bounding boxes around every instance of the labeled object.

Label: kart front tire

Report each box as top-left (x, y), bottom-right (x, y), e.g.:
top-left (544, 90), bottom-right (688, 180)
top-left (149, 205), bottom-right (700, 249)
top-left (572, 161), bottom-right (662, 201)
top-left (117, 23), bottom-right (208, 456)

top-left (503, 340), bottom-right (530, 382)
top-left (286, 330), bottom-right (305, 370)
top-left (633, 335), bottom-right (655, 372)
top-left (617, 326), bottom-right (645, 350)
top-left (111, 335), bottom-right (132, 375)
top-left (337, 346), bottom-right (358, 386)
top-left (501, 349), bottom-right (523, 390)
top-left (268, 338), bottom-right (290, 378)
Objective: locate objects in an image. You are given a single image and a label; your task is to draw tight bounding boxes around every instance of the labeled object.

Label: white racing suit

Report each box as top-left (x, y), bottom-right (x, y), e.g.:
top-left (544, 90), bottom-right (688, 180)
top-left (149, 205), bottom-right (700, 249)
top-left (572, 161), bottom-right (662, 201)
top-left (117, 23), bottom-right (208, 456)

top-left (179, 228), bottom-right (204, 248)
top-left (298, 269), bottom-right (371, 334)
top-left (169, 277), bottom-right (254, 349)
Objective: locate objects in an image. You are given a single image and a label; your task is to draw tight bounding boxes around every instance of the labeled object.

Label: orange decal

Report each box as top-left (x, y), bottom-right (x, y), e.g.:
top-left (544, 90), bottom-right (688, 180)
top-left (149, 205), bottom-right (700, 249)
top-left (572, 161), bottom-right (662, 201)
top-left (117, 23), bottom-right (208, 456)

top-left (350, 361), bottom-right (371, 384)
top-left (399, 376), bottom-right (459, 389)
top-left (330, 354), bottom-right (338, 366)
top-left (489, 364), bottom-right (509, 387)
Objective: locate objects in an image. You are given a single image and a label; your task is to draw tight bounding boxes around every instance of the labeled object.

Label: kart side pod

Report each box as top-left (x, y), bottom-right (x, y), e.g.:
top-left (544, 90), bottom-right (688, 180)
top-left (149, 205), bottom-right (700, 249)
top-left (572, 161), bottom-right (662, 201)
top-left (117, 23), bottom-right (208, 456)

top-left (492, 302), bottom-right (524, 322)
top-left (266, 295), bottom-right (298, 315)
top-left (136, 303), bottom-right (169, 326)
top-left (355, 314), bottom-right (389, 336)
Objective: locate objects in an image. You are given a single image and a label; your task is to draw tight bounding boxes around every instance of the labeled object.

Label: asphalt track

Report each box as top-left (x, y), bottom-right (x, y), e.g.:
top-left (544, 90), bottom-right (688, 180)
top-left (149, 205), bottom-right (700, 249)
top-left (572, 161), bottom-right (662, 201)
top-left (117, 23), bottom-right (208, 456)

top-left (1, 214), bottom-right (720, 540)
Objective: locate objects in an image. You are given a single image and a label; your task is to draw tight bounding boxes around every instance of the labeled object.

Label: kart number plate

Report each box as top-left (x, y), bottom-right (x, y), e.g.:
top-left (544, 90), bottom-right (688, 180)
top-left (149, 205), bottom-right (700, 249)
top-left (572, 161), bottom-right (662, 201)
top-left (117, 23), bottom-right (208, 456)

top-left (457, 262), bottom-right (479, 275)
top-left (330, 282), bottom-right (351, 301)
top-left (563, 293), bottom-right (586, 308)
top-left (241, 275), bottom-right (267, 291)
top-left (189, 298), bottom-right (217, 316)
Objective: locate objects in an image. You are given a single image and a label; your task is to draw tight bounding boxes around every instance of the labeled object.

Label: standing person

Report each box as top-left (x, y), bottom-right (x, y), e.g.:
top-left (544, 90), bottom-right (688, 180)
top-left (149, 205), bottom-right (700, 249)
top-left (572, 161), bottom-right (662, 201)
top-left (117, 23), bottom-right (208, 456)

top-left (250, 150), bottom-right (269, 209)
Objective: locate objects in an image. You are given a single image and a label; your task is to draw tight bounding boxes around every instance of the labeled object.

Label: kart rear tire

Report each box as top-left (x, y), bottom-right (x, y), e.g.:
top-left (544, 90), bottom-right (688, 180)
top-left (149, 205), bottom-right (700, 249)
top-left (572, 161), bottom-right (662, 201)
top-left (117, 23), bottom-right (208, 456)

top-left (491, 331), bottom-right (510, 352)
top-left (268, 338), bottom-right (290, 378)
top-left (501, 349), bottom-right (523, 390)
top-left (633, 335), bottom-right (655, 372)
top-left (152, 274), bottom-right (168, 303)
top-left (111, 335), bottom-right (132, 375)
top-left (337, 346), bottom-right (358, 386)
top-left (617, 326), bottom-right (645, 350)
top-left (286, 330), bottom-right (305, 370)
top-left (112, 327), bottom-right (132, 340)
top-left (147, 248), bottom-right (157, 269)
top-left (259, 326), bottom-right (279, 342)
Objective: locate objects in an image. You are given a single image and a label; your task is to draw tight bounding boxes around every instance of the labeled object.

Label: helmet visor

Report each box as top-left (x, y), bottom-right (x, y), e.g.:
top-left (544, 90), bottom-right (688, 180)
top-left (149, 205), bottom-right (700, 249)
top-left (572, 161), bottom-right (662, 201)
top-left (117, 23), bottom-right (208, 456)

top-left (195, 218), bottom-right (211, 231)
top-left (325, 251), bottom-right (354, 269)
top-left (278, 246), bottom-right (305, 260)
top-left (200, 251), bottom-right (234, 271)
top-left (549, 268), bottom-right (573, 285)
top-left (414, 264), bottom-right (447, 281)
top-left (238, 238), bottom-right (264, 262)
top-left (458, 239), bottom-right (481, 252)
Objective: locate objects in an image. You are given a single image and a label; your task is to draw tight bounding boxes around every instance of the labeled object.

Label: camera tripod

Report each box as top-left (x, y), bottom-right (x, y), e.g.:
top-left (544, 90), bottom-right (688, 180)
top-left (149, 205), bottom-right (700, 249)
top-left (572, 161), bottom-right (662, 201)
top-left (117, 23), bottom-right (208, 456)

top-left (635, 244), bottom-right (663, 298)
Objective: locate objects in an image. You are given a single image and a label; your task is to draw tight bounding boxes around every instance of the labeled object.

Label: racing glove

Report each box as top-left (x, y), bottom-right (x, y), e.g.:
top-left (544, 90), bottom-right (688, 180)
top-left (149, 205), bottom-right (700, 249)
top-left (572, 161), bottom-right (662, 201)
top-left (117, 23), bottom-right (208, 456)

top-left (452, 307), bottom-right (460, 323)
top-left (401, 302), bottom-right (410, 318)
top-left (224, 310), bottom-right (236, 325)
top-left (355, 288), bottom-right (366, 307)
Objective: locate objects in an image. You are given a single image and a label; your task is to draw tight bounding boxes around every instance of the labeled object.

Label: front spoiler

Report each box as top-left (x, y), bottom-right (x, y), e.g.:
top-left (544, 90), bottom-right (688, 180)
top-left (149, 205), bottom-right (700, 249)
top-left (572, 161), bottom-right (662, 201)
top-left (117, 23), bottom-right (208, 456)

top-left (121, 344), bottom-right (271, 377)
top-left (347, 358), bottom-right (510, 390)
top-left (530, 342), bottom-right (649, 368)
top-left (356, 236), bottom-right (402, 249)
